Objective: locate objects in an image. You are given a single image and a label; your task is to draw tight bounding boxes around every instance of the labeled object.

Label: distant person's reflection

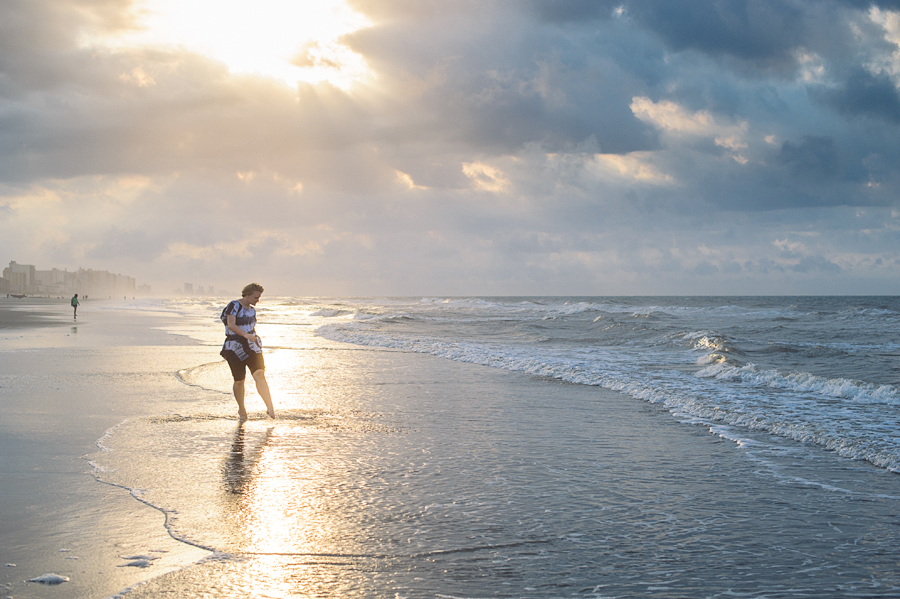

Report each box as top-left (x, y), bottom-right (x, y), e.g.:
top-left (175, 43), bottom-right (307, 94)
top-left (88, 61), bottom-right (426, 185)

top-left (223, 423), bottom-right (274, 496)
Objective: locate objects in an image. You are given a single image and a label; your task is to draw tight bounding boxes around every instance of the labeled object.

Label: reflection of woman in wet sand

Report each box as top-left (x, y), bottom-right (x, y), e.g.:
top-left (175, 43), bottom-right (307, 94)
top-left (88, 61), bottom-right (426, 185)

top-left (223, 424), bottom-right (274, 496)
top-left (222, 424), bottom-right (280, 557)
top-left (220, 283), bottom-right (275, 420)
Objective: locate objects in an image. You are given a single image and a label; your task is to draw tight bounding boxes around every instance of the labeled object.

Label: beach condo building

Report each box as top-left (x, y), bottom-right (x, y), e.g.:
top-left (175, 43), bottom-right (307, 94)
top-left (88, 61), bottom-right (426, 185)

top-left (76, 268), bottom-right (137, 297)
top-left (3, 261), bottom-right (36, 293)
top-left (34, 267), bottom-right (73, 295)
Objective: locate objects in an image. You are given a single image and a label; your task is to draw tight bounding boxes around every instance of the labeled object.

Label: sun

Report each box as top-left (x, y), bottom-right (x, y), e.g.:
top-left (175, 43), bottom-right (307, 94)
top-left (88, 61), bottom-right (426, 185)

top-left (122, 0), bottom-right (371, 89)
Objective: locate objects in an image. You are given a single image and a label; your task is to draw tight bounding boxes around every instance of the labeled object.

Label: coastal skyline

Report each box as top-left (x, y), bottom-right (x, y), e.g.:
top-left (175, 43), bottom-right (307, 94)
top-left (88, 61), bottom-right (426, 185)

top-left (1, 259), bottom-right (143, 296)
top-left (2, 1), bottom-right (900, 296)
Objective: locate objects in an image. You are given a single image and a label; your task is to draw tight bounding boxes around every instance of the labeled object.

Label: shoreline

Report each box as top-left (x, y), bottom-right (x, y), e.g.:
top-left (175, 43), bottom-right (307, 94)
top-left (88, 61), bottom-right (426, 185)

top-left (0, 305), bottom-right (213, 598)
top-left (3, 297), bottom-right (900, 597)
top-left (97, 330), bottom-right (900, 597)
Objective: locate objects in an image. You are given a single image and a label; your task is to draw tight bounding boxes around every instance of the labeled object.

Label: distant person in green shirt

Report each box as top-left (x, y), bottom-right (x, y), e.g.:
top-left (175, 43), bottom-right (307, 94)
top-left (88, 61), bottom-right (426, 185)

top-left (71, 294), bottom-right (79, 320)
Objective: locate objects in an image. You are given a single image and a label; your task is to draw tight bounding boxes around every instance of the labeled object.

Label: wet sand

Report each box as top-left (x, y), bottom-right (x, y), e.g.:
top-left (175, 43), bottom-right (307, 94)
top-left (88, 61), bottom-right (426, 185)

top-left (0, 301), bottom-right (211, 598)
top-left (0, 297), bottom-right (72, 329)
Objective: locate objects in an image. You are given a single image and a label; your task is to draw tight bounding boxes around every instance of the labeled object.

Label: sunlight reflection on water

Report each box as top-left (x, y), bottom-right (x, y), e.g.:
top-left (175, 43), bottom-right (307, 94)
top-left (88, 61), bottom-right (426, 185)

top-left (93, 309), bottom-right (900, 598)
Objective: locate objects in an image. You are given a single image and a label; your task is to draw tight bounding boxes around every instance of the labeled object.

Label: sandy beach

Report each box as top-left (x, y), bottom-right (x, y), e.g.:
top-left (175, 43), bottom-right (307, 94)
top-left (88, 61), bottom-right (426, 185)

top-left (2, 296), bottom-right (899, 598)
top-left (0, 298), bottom-right (211, 598)
top-left (0, 297), bottom-right (72, 329)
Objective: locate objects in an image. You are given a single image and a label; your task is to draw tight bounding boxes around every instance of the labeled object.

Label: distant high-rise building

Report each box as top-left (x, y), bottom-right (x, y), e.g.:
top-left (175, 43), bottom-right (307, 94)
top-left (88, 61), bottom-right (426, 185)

top-left (3, 261), bottom-right (36, 293)
top-left (184, 282), bottom-right (194, 294)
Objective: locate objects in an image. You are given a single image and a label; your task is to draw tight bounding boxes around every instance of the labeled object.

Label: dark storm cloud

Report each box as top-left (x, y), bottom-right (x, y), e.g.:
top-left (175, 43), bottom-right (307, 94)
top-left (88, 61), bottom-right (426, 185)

top-left (529, 0), bottom-right (900, 28)
top-left (814, 68), bottom-right (900, 123)
top-left (530, 0), bottom-right (856, 71)
top-left (346, 0), bottom-right (900, 214)
top-left (346, 2), bottom-right (659, 155)
top-left (779, 136), bottom-right (841, 179)
top-left (627, 0), bottom-right (806, 62)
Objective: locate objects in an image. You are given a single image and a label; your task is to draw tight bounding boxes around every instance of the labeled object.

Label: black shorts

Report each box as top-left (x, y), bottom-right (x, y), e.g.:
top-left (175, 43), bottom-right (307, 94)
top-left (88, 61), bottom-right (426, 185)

top-left (223, 351), bottom-right (265, 382)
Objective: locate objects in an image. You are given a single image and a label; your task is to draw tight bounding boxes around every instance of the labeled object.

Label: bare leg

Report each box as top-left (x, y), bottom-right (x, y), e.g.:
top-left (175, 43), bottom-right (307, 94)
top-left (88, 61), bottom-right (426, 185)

top-left (251, 369), bottom-right (275, 418)
top-left (233, 379), bottom-right (248, 420)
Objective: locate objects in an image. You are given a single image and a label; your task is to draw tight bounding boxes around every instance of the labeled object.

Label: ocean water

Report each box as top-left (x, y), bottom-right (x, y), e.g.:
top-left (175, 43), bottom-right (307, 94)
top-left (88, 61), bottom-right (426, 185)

top-left (90, 296), bottom-right (900, 598)
top-left (310, 296), bottom-right (900, 473)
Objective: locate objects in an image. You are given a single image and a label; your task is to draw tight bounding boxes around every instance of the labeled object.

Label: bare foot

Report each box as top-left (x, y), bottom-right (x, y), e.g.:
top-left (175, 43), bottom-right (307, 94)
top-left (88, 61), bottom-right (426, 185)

top-left (238, 408), bottom-right (248, 421)
top-left (267, 407), bottom-right (276, 419)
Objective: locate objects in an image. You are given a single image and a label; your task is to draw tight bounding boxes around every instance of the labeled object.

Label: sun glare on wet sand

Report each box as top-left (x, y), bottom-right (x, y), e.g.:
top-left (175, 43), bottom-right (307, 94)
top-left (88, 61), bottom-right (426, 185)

top-left (117, 0), bottom-right (371, 89)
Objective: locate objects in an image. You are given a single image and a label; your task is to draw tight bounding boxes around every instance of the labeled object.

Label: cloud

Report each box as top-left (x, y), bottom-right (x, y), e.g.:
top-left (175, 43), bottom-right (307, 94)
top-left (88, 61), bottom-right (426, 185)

top-left (1, 0), bottom-right (900, 294)
top-left (526, 0), bottom-right (621, 23)
top-left (88, 227), bottom-right (167, 262)
top-left (346, 1), bottom-right (655, 154)
top-left (791, 255), bottom-right (843, 273)
top-left (626, 0), bottom-right (807, 64)
top-left (778, 135), bottom-right (841, 178)
top-left (630, 96), bottom-right (750, 162)
top-left (814, 67), bottom-right (900, 122)
top-left (462, 162), bottom-right (510, 192)
top-left (590, 153), bottom-right (673, 184)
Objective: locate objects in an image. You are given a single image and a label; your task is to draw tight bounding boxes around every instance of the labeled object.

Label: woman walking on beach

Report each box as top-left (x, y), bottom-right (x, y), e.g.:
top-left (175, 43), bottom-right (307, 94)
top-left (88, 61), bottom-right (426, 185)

top-left (220, 283), bottom-right (276, 420)
top-left (71, 293), bottom-right (79, 320)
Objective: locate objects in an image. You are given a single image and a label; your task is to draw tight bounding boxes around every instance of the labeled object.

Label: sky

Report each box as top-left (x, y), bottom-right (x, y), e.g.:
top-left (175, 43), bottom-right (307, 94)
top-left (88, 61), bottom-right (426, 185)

top-left (2, 0), bottom-right (900, 296)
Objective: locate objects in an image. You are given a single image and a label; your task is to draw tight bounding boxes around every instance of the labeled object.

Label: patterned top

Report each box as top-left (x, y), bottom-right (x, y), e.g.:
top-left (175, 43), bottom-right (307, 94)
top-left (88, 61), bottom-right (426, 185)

top-left (220, 300), bottom-right (261, 361)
